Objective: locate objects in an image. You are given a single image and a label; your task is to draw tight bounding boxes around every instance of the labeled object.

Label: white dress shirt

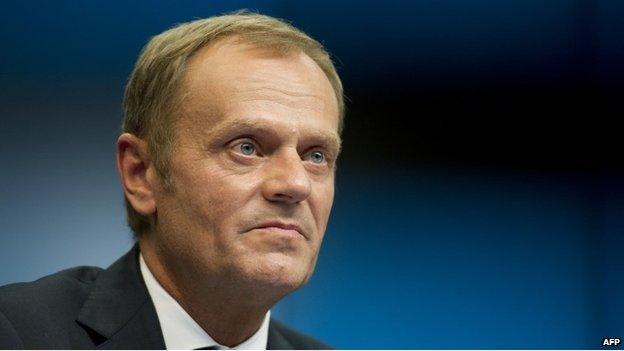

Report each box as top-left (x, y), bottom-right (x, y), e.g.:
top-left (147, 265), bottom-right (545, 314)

top-left (139, 254), bottom-right (270, 350)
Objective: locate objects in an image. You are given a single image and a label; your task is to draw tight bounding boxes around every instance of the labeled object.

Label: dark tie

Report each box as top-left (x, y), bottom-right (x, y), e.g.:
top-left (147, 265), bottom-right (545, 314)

top-left (195, 346), bottom-right (223, 350)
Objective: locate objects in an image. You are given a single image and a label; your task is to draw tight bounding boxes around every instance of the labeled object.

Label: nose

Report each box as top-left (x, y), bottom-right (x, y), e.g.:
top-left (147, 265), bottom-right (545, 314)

top-left (261, 148), bottom-right (312, 204)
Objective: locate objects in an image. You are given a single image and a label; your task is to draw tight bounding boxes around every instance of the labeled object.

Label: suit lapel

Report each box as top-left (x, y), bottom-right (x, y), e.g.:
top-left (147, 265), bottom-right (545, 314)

top-left (76, 245), bottom-right (166, 349)
top-left (75, 245), bottom-right (297, 350)
top-left (267, 320), bottom-right (295, 350)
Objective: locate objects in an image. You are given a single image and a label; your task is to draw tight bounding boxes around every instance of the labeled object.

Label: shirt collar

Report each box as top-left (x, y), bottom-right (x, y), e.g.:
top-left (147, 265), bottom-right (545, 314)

top-left (139, 254), bottom-right (270, 350)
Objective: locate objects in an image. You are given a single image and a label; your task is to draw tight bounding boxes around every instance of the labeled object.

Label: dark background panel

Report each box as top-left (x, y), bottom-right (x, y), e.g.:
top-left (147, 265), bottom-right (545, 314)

top-left (1, 1), bottom-right (622, 348)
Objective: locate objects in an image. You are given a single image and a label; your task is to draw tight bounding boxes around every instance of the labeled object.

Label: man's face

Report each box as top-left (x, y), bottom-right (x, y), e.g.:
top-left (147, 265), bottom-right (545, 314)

top-left (149, 39), bottom-right (340, 295)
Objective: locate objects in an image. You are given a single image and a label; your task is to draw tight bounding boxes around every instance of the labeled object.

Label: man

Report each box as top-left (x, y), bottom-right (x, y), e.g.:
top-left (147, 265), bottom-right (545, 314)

top-left (0, 12), bottom-right (344, 349)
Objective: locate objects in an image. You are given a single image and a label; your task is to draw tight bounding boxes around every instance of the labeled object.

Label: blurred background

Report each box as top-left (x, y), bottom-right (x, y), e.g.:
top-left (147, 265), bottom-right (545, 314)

top-left (1, 0), bottom-right (622, 348)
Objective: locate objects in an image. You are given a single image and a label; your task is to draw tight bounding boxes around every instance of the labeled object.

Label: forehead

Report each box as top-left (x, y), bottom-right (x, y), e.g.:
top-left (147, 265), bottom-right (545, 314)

top-left (177, 38), bottom-right (340, 139)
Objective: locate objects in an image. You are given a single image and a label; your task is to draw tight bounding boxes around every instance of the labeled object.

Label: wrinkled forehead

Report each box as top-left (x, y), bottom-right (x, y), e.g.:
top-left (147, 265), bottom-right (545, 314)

top-left (183, 37), bottom-right (337, 103)
top-left (175, 37), bottom-right (340, 134)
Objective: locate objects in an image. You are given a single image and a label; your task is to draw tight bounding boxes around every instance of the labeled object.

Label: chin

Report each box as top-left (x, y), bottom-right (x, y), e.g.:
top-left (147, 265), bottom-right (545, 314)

top-left (244, 253), bottom-right (314, 293)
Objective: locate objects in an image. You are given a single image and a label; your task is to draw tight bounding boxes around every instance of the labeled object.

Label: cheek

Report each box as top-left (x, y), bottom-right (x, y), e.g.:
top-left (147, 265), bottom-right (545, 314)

top-left (176, 165), bottom-right (260, 230)
top-left (311, 181), bottom-right (335, 234)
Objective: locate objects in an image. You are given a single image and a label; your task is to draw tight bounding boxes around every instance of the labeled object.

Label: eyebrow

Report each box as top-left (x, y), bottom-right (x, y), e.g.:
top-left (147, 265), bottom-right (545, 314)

top-left (207, 118), bottom-right (342, 153)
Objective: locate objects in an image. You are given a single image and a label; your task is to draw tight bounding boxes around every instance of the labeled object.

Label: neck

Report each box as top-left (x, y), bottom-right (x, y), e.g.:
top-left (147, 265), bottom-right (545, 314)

top-left (139, 239), bottom-right (279, 347)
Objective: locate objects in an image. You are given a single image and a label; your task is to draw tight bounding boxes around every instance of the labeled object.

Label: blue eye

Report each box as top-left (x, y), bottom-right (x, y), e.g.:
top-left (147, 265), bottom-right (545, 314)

top-left (239, 142), bottom-right (256, 155)
top-left (309, 151), bottom-right (325, 164)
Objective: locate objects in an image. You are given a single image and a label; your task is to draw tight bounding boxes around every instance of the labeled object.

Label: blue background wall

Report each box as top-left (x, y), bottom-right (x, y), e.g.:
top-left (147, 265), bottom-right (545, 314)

top-left (1, 1), bottom-right (622, 349)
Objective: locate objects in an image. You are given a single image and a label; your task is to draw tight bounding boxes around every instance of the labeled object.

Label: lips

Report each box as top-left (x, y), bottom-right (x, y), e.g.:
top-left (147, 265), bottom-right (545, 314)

top-left (253, 221), bottom-right (304, 237)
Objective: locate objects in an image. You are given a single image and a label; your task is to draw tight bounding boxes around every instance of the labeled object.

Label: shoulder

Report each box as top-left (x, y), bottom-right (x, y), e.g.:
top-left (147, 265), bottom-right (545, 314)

top-left (0, 266), bottom-right (103, 344)
top-left (0, 265), bottom-right (102, 312)
top-left (269, 319), bottom-right (332, 350)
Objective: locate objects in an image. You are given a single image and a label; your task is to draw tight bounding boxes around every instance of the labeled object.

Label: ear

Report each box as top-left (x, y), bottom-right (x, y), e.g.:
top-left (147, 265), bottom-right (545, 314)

top-left (116, 133), bottom-right (157, 217)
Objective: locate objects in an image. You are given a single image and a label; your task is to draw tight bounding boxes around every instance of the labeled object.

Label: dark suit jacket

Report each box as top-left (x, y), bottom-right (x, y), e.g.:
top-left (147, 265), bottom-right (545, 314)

top-left (0, 246), bottom-right (330, 349)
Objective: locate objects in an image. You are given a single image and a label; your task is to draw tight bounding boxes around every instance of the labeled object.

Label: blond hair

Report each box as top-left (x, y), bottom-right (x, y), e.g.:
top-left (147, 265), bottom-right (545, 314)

top-left (122, 11), bottom-right (344, 236)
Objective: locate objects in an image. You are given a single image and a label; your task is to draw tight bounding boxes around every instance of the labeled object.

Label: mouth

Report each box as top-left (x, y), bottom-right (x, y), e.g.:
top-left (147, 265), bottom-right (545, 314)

top-left (252, 221), bottom-right (305, 238)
